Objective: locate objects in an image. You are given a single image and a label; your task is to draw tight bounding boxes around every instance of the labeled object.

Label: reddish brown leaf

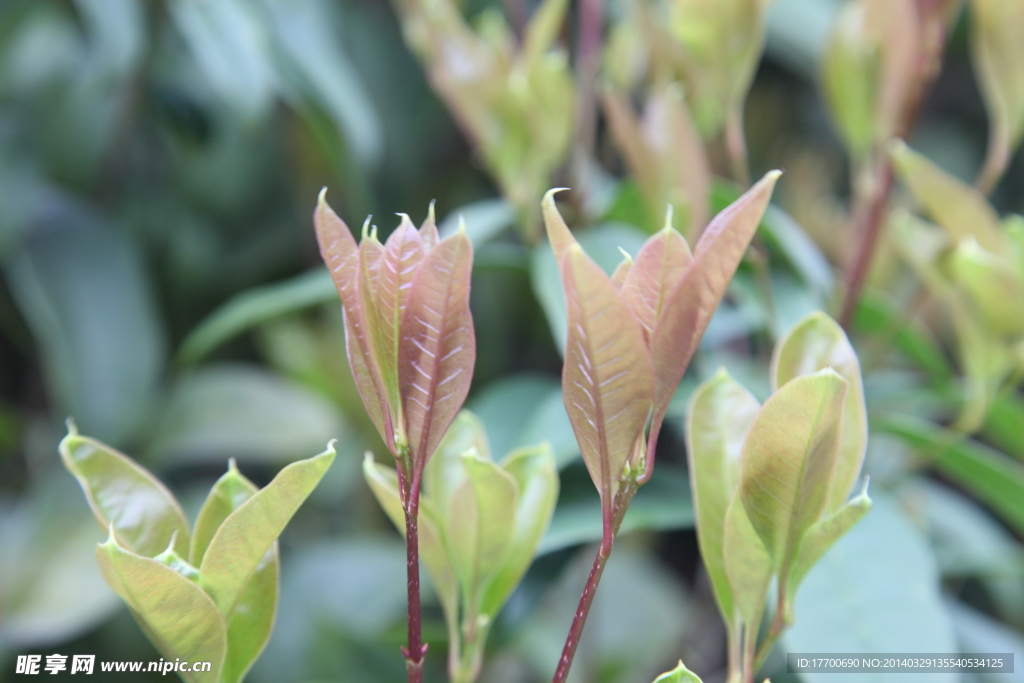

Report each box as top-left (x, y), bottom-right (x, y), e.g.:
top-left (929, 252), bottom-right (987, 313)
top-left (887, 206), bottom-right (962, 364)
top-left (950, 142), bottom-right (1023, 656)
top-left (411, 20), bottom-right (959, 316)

top-left (622, 225), bottom-right (693, 339)
top-left (542, 188), bottom-right (577, 263)
top-left (399, 232), bottom-right (476, 468)
top-left (561, 244), bottom-right (654, 513)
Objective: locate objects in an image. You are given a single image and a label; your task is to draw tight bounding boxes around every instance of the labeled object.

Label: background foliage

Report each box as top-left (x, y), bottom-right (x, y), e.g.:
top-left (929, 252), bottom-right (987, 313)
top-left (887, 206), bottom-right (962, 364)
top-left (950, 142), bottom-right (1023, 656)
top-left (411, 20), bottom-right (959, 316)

top-left (0, 0), bottom-right (1022, 681)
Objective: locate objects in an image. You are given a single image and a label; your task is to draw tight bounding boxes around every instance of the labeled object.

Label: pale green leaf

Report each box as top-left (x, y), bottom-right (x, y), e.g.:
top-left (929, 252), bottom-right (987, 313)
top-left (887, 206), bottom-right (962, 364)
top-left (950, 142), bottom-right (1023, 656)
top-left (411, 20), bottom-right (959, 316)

top-left (947, 239), bottom-right (1024, 337)
top-left (889, 141), bottom-right (1006, 252)
top-left (739, 369), bottom-right (848, 569)
top-left (480, 443), bottom-right (559, 616)
top-left (788, 480), bottom-right (872, 596)
top-left (685, 369), bottom-right (761, 625)
top-left (424, 410), bottom-right (491, 513)
top-left (447, 452), bottom-right (518, 597)
top-left (199, 445), bottom-right (335, 614)
top-left (60, 423), bottom-right (189, 558)
top-left (96, 535), bottom-right (225, 683)
top-left (653, 659), bottom-right (704, 682)
top-left (362, 454), bottom-right (459, 623)
top-left (771, 311), bottom-right (867, 511)
top-left (723, 496), bottom-right (772, 628)
top-left (189, 461), bottom-right (278, 683)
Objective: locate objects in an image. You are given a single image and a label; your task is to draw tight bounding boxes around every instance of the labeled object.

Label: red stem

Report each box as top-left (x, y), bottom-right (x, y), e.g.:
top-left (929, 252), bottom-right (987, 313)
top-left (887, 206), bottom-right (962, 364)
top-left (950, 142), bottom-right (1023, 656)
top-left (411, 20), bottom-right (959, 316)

top-left (551, 481), bottom-right (638, 683)
top-left (573, 0), bottom-right (603, 172)
top-left (399, 466), bottom-right (427, 683)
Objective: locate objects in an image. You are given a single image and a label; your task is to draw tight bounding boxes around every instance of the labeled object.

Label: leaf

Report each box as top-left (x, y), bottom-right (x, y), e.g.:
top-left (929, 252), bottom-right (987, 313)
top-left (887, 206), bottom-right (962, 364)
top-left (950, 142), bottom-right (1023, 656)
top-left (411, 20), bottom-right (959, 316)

top-left (889, 141), bottom-right (1006, 252)
top-left (685, 369), bottom-right (761, 624)
top-left (653, 660), bottom-right (704, 682)
top-left (59, 423), bottom-right (190, 558)
top-left (970, 0), bottom-right (1024, 189)
top-left (199, 445), bottom-right (335, 614)
top-left (622, 225), bottom-right (694, 338)
top-left (738, 369), bottom-right (848, 569)
top-left (947, 239), bottom-right (1024, 337)
top-left (447, 453), bottom-right (519, 598)
top-left (784, 495), bottom-right (959, 683)
top-left (480, 444), bottom-right (559, 616)
top-left (874, 415), bottom-right (1024, 536)
top-left (189, 461), bottom-right (278, 683)
top-left (146, 364), bottom-right (345, 465)
top-left (771, 311), bottom-right (867, 511)
top-left (788, 479), bottom-right (872, 596)
top-left (560, 243), bottom-right (654, 512)
top-left (648, 171), bottom-right (780, 443)
top-left (362, 455), bottom-right (459, 622)
top-left (723, 496), bottom-right (772, 628)
top-left (398, 231), bottom-right (476, 467)
top-left (176, 268), bottom-right (336, 367)
top-left (96, 535), bottom-right (225, 683)
top-left (852, 293), bottom-right (953, 383)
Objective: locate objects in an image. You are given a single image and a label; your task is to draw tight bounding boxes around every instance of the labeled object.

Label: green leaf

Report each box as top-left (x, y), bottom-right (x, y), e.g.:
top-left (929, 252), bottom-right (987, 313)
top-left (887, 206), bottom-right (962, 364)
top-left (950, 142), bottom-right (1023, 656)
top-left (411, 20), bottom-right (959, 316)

top-left (947, 239), bottom-right (1024, 337)
top-left (771, 311), bottom-right (867, 511)
top-left (176, 268), bottom-right (336, 367)
top-left (60, 422), bottom-right (190, 558)
top-left (889, 141), bottom-right (1006, 252)
top-left (788, 479), bottom-right (872, 596)
top-left (738, 369), bottom-right (848, 569)
top-left (447, 452), bottom-right (518, 598)
top-left (96, 534), bottom-right (226, 683)
top-left (480, 444), bottom-right (559, 616)
top-left (983, 392), bottom-right (1024, 461)
top-left (722, 495), bottom-right (772, 628)
top-left (189, 460), bottom-right (278, 683)
top-left (424, 410), bottom-right (491, 512)
top-left (875, 415), bottom-right (1024, 536)
top-left (784, 495), bottom-right (958, 683)
top-left (147, 364), bottom-right (345, 465)
top-left (199, 445), bottom-right (335, 615)
top-left (653, 660), bottom-right (704, 683)
top-left (685, 369), bottom-right (761, 625)
top-left (362, 455), bottom-right (459, 623)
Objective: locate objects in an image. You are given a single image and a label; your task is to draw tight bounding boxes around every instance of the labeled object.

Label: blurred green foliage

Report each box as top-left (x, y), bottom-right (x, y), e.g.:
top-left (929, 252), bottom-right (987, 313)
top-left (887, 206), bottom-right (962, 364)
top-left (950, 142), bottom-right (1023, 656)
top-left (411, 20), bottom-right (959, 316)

top-left (0, 0), bottom-right (1022, 681)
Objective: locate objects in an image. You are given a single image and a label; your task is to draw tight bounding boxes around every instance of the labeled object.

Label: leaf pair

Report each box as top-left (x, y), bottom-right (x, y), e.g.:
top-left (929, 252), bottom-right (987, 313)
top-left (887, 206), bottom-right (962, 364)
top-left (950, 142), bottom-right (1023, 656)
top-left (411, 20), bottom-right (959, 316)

top-left (363, 411), bottom-right (558, 683)
top-left (889, 142), bottom-right (1024, 430)
top-left (315, 193), bottom-right (475, 481)
top-left (60, 421), bottom-right (334, 683)
top-left (687, 313), bottom-right (870, 643)
top-left (543, 172), bottom-right (780, 526)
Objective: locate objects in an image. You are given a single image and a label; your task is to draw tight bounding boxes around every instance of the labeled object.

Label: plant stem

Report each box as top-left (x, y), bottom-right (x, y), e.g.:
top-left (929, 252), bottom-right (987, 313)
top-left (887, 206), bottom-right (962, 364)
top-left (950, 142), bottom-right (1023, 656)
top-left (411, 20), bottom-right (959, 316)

top-left (740, 622), bottom-right (758, 683)
top-left (400, 464), bottom-right (427, 683)
top-left (975, 122), bottom-right (1009, 196)
top-left (570, 0), bottom-right (603, 201)
top-left (551, 479), bottom-right (639, 683)
top-left (753, 578), bottom-right (789, 672)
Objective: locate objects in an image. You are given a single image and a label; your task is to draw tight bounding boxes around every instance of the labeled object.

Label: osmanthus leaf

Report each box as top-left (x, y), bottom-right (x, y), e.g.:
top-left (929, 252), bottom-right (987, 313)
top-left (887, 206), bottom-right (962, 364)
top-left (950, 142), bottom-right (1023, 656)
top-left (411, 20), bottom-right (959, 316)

top-left (314, 193), bottom-right (391, 448)
top-left (889, 141), bottom-right (1006, 252)
top-left (542, 189), bottom-right (577, 264)
top-left (771, 312), bottom-right (867, 512)
top-left (97, 535), bottom-right (225, 683)
top-left (788, 479), bottom-right (872, 598)
top-left (560, 243), bottom-right (654, 512)
top-left (522, 0), bottom-right (570, 67)
top-left (685, 369), bottom-right (760, 626)
top-left (399, 231), bottom-right (475, 467)
top-left (60, 422), bottom-right (190, 558)
top-left (447, 452), bottom-right (519, 595)
top-left (723, 495), bottom-right (772, 629)
top-left (648, 171), bottom-right (780, 448)
top-left (480, 443), bottom-right (559, 617)
top-left (610, 252), bottom-right (633, 290)
top-left (948, 239), bottom-right (1024, 337)
top-left (363, 455), bottom-right (459, 625)
top-left (622, 224), bottom-right (693, 339)
top-left (652, 659), bottom-right (704, 682)
top-left (189, 461), bottom-right (278, 683)
top-left (738, 369), bottom-right (848, 569)
top-left (199, 445), bottom-right (335, 615)
top-left (970, 0), bottom-right (1024, 189)
top-left (374, 216), bottom-right (426, 410)
top-left (420, 202), bottom-right (440, 249)
top-left (424, 411), bottom-right (491, 514)
top-left (821, 0), bottom-right (881, 160)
